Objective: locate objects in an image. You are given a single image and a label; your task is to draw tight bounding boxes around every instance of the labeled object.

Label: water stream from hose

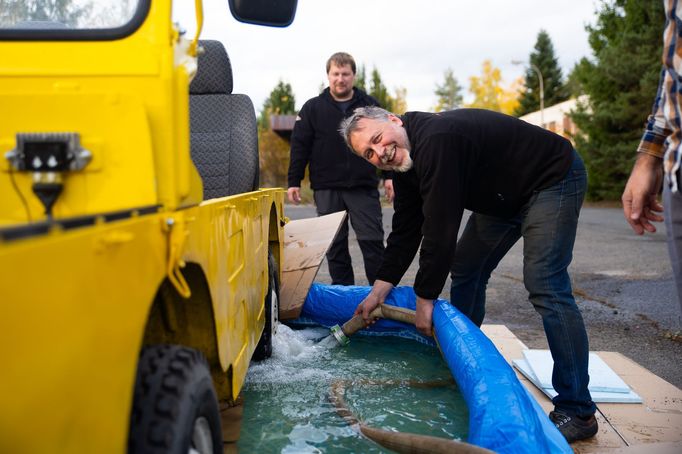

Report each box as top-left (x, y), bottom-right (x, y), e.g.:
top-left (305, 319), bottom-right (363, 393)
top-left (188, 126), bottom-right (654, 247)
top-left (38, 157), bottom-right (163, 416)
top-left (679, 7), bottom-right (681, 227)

top-left (238, 324), bottom-right (469, 453)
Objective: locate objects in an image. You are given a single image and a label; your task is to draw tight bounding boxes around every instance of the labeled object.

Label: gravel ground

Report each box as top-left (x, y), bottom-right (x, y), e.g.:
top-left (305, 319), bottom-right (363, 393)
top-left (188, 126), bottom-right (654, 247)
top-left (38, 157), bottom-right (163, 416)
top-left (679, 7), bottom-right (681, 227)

top-left (285, 203), bottom-right (682, 389)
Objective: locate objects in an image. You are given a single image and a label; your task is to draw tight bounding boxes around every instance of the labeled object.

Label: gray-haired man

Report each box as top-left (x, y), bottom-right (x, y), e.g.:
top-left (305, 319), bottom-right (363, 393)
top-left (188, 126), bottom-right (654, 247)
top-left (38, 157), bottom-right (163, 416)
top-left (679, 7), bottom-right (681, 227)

top-left (339, 106), bottom-right (597, 443)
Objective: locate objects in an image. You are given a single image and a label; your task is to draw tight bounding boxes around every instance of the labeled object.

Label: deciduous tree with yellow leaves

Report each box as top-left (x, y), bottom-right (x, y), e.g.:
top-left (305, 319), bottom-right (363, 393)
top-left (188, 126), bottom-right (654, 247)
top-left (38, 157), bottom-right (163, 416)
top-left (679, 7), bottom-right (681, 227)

top-left (466, 60), bottom-right (520, 115)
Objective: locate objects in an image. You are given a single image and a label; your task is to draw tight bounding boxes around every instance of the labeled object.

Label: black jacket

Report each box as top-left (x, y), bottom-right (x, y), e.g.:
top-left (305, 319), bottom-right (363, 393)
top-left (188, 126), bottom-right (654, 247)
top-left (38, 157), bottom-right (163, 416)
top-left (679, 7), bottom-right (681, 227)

top-left (376, 109), bottom-right (575, 299)
top-left (288, 87), bottom-right (386, 190)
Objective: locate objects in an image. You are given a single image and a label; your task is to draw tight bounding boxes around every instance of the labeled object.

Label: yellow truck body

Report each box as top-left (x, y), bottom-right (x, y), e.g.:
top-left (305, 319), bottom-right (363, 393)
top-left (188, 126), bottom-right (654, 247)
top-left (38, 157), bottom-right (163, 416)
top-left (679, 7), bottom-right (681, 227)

top-left (0, 1), bottom-right (296, 452)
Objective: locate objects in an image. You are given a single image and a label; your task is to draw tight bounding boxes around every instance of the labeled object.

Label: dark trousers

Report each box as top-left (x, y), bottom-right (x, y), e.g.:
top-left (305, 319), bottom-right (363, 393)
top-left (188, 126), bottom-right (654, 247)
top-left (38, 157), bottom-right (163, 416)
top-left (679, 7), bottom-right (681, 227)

top-left (314, 187), bottom-right (385, 285)
top-left (664, 178), bottom-right (682, 310)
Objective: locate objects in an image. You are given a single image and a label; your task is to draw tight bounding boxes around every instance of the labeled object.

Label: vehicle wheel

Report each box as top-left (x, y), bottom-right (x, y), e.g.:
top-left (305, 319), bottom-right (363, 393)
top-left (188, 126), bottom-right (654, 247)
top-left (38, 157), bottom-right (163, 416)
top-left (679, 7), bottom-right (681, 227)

top-left (128, 345), bottom-right (222, 454)
top-left (253, 251), bottom-right (279, 361)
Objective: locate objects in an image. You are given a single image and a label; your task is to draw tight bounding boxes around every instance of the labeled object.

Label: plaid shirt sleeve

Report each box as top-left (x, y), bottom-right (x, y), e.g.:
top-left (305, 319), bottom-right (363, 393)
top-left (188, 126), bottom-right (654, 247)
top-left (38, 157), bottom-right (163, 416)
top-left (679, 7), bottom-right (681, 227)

top-left (637, 67), bottom-right (672, 159)
top-left (637, 0), bottom-right (680, 160)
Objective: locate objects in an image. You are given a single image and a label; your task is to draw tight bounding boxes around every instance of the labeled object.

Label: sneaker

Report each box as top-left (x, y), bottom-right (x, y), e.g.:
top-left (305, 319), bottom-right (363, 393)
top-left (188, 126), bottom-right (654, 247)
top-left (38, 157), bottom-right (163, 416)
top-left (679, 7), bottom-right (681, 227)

top-left (549, 410), bottom-right (598, 443)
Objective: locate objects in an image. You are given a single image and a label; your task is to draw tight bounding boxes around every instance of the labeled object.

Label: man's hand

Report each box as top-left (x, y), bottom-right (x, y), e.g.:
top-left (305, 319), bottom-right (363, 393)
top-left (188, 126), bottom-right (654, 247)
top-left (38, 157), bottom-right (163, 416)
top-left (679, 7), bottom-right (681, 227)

top-left (415, 296), bottom-right (434, 337)
top-left (354, 280), bottom-right (394, 325)
top-left (383, 179), bottom-right (394, 203)
top-left (622, 153), bottom-right (664, 234)
top-left (287, 187), bottom-right (302, 205)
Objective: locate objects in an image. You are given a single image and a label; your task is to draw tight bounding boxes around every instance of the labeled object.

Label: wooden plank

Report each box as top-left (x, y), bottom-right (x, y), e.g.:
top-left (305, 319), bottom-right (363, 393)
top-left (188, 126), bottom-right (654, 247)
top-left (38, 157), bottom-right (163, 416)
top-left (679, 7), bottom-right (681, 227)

top-left (593, 352), bottom-right (682, 447)
top-left (279, 267), bottom-right (318, 320)
top-left (481, 325), bottom-right (682, 453)
top-left (279, 211), bottom-right (346, 320)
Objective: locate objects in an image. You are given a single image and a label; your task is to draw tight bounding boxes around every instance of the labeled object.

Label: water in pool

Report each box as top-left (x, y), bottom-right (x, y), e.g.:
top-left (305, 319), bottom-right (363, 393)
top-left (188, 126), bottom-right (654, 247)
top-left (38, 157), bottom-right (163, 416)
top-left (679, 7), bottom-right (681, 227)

top-left (237, 324), bottom-right (469, 453)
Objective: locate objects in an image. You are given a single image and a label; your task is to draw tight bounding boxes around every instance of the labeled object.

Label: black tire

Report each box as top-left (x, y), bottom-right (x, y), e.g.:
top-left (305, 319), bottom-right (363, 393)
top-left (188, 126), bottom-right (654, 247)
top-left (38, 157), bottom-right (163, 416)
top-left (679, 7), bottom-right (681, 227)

top-left (128, 345), bottom-right (222, 454)
top-left (253, 252), bottom-right (279, 361)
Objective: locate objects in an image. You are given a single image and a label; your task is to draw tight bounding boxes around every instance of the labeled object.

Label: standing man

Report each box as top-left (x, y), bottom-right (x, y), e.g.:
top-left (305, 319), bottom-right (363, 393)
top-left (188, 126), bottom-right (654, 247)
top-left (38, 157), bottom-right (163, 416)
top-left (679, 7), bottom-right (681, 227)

top-left (339, 106), bottom-right (597, 444)
top-left (288, 52), bottom-right (393, 285)
top-left (622, 0), bottom-right (681, 309)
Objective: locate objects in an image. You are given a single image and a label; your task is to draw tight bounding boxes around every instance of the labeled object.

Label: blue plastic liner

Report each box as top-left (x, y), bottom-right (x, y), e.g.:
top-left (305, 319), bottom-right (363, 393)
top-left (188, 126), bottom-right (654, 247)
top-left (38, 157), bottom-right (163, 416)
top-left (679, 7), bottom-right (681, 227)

top-left (293, 283), bottom-right (572, 454)
top-left (298, 283), bottom-right (436, 345)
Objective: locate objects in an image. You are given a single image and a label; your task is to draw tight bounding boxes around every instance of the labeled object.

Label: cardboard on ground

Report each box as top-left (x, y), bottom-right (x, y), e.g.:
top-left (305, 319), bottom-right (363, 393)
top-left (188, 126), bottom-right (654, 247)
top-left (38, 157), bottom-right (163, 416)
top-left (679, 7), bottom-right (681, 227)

top-left (279, 211), bottom-right (346, 320)
top-left (483, 325), bottom-right (682, 453)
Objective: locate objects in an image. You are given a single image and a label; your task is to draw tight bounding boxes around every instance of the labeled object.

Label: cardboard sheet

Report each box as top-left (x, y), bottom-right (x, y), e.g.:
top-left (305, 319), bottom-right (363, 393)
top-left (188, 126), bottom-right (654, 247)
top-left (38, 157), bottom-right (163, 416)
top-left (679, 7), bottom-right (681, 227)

top-left (279, 211), bottom-right (346, 320)
top-left (482, 325), bottom-right (682, 452)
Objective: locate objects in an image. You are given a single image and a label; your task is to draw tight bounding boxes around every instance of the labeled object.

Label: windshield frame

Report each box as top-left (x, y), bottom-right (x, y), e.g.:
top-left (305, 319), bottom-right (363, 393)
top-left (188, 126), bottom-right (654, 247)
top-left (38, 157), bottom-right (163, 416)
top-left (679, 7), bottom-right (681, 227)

top-left (0, 0), bottom-right (151, 41)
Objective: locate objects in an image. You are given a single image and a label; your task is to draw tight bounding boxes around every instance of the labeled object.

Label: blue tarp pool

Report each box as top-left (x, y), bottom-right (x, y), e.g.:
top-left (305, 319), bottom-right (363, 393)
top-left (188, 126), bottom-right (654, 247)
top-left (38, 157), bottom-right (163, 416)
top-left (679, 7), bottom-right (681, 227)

top-left (293, 283), bottom-right (572, 453)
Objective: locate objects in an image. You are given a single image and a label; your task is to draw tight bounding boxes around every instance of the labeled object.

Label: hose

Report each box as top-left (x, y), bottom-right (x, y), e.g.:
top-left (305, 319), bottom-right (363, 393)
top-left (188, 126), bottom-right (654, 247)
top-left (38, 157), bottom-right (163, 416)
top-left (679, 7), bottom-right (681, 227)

top-left (330, 304), bottom-right (418, 346)
top-left (328, 304), bottom-right (494, 454)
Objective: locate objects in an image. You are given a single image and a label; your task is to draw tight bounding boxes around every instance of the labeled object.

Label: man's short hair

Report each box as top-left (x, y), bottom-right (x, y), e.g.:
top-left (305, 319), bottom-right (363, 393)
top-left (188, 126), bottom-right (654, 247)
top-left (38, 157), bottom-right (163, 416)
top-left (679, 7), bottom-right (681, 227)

top-left (339, 106), bottom-right (393, 150)
top-left (326, 52), bottom-right (356, 74)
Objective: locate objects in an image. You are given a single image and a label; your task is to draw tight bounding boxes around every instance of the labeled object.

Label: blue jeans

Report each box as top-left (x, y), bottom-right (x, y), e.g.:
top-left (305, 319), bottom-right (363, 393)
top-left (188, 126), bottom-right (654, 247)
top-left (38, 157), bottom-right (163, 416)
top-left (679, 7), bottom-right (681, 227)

top-left (450, 150), bottom-right (596, 417)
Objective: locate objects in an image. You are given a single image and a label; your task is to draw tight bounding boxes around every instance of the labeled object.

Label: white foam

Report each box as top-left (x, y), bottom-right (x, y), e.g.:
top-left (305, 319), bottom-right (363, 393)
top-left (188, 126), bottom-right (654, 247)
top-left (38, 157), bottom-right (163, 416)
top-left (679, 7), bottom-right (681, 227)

top-left (288, 422), bottom-right (329, 444)
top-left (246, 325), bottom-right (338, 385)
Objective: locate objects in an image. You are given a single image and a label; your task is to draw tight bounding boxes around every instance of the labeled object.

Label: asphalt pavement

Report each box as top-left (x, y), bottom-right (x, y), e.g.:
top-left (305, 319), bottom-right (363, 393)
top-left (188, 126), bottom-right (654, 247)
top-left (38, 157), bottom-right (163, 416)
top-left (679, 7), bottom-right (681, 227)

top-left (285, 203), bottom-right (682, 388)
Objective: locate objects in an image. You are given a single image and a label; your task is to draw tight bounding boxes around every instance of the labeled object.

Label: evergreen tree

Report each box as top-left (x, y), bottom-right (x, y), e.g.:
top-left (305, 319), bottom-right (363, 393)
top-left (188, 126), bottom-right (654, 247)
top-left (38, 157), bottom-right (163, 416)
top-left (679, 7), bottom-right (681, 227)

top-left (433, 68), bottom-right (463, 112)
top-left (514, 30), bottom-right (569, 117)
top-left (571, 0), bottom-right (663, 200)
top-left (355, 64), bottom-right (367, 92)
top-left (258, 80), bottom-right (296, 187)
top-left (259, 80), bottom-right (296, 129)
top-left (369, 67), bottom-right (394, 111)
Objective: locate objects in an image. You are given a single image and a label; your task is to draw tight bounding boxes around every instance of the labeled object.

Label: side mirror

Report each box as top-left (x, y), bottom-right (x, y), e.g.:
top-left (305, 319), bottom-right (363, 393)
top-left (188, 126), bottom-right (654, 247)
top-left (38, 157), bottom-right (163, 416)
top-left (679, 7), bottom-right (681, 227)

top-left (228, 0), bottom-right (298, 27)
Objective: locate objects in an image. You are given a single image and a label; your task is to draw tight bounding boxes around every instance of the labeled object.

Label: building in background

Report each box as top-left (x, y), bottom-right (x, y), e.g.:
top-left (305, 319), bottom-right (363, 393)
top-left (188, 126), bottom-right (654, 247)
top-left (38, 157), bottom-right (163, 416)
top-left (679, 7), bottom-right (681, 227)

top-left (270, 114), bottom-right (296, 140)
top-left (520, 95), bottom-right (588, 144)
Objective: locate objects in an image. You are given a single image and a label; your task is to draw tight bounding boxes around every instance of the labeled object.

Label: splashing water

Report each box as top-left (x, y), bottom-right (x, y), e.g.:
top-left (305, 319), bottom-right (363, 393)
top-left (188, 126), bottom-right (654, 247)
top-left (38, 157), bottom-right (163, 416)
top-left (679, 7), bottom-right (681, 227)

top-left (238, 324), bottom-right (469, 453)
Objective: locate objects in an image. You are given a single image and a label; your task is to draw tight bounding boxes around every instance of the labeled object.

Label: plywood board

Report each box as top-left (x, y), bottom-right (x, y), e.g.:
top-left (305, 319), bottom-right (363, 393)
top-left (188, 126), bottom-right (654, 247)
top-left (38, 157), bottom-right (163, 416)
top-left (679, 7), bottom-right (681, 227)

top-left (589, 352), bottom-right (682, 448)
top-left (481, 325), bottom-right (682, 453)
top-left (279, 211), bottom-right (346, 320)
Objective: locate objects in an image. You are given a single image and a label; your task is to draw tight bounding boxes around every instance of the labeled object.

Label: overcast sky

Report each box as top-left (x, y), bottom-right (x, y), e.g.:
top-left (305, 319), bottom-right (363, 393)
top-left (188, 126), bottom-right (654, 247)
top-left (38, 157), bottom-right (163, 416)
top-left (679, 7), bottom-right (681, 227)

top-left (173, 0), bottom-right (599, 112)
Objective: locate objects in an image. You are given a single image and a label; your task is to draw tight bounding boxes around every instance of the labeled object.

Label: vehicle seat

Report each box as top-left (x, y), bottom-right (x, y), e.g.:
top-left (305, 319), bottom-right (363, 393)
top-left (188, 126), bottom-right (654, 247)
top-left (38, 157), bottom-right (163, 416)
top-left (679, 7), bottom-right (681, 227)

top-left (189, 40), bottom-right (259, 199)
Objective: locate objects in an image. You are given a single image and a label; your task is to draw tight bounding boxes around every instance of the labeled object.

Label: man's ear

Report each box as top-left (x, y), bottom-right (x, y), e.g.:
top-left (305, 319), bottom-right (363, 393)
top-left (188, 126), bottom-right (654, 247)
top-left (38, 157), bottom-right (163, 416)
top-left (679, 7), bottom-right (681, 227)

top-left (388, 114), bottom-right (403, 126)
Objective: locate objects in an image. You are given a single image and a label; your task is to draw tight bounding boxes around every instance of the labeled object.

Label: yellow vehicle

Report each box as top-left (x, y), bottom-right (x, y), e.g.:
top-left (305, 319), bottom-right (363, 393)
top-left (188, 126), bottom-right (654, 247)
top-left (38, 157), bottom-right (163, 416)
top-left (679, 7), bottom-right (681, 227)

top-left (0, 1), bottom-right (297, 452)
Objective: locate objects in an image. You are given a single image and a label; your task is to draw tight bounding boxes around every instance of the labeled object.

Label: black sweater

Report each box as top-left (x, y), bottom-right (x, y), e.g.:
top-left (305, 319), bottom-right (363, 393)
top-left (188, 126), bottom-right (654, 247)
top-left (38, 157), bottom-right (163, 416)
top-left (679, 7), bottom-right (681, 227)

top-left (288, 87), bottom-right (383, 190)
top-left (377, 109), bottom-right (574, 300)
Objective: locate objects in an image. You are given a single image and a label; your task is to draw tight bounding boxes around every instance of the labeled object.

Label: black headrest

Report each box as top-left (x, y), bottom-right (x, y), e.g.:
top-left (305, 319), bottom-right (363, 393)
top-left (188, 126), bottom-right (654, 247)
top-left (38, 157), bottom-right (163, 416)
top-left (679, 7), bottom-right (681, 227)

top-left (189, 40), bottom-right (233, 95)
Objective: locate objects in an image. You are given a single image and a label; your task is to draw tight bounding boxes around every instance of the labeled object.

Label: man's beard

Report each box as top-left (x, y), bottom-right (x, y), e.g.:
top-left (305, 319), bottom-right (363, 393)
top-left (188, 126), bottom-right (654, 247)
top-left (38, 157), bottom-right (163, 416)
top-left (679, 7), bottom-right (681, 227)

top-left (392, 153), bottom-right (413, 172)
top-left (331, 85), bottom-right (351, 99)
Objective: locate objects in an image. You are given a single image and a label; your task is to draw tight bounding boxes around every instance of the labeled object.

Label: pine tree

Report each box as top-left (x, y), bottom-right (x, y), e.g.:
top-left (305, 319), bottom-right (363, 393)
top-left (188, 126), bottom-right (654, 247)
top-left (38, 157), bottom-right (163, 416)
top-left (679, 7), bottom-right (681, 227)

top-left (514, 30), bottom-right (569, 117)
top-left (433, 68), bottom-right (463, 112)
top-left (355, 64), bottom-right (367, 92)
top-left (570, 0), bottom-right (663, 200)
top-left (258, 80), bottom-right (296, 187)
top-left (369, 67), bottom-right (394, 111)
top-left (259, 80), bottom-right (296, 129)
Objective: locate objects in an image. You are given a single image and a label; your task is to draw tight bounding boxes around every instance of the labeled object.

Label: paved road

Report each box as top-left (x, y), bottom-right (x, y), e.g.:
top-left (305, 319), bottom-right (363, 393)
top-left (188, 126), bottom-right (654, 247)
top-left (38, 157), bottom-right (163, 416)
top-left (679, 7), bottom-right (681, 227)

top-left (285, 203), bottom-right (682, 388)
